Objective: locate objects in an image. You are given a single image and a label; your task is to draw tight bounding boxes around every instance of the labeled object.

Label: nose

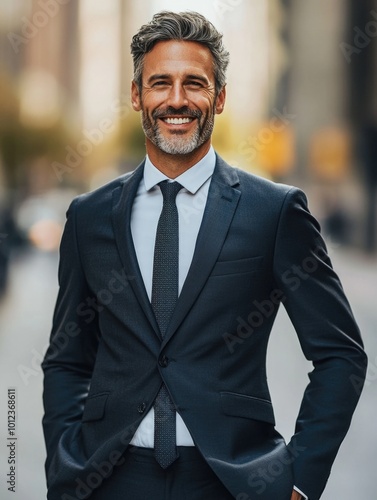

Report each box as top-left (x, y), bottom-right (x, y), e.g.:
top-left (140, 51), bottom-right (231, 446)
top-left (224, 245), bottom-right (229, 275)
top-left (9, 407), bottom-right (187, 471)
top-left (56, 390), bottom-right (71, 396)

top-left (166, 82), bottom-right (189, 109)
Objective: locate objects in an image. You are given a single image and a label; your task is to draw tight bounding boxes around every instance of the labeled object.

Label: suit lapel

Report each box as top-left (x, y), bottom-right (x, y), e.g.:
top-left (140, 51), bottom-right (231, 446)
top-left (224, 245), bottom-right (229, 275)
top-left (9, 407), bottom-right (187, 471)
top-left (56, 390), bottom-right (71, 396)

top-left (111, 162), bottom-right (160, 337)
top-left (162, 156), bottom-right (241, 347)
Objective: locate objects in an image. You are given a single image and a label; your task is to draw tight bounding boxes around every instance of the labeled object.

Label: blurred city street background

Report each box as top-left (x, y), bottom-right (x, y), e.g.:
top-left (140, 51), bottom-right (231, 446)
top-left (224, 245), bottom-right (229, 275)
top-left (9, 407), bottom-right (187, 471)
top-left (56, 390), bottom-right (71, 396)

top-left (1, 0), bottom-right (377, 499)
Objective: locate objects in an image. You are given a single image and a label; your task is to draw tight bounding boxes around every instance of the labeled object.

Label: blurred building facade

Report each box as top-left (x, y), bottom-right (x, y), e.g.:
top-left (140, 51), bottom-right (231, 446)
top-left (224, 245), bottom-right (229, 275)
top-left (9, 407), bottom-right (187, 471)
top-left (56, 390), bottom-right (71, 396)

top-left (1, 0), bottom-right (80, 192)
top-left (0, 0), bottom-right (81, 292)
top-left (0, 0), bottom-right (376, 255)
top-left (285, 0), bottom-right (377, 250)
top-left (346, 0), bottom-right (377, 252)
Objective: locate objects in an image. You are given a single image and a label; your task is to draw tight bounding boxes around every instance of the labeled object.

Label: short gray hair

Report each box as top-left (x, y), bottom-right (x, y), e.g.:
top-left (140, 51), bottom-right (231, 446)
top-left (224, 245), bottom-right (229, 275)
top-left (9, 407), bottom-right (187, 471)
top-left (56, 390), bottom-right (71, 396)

top-left (130, 11), bottom-right (230, 94)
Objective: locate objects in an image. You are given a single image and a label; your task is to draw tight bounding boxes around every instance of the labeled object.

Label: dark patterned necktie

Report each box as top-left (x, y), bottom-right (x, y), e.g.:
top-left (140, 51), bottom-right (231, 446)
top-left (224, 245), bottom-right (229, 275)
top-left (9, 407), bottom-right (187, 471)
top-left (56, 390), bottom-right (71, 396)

top-left (152, 180), bottom-right (182, 468)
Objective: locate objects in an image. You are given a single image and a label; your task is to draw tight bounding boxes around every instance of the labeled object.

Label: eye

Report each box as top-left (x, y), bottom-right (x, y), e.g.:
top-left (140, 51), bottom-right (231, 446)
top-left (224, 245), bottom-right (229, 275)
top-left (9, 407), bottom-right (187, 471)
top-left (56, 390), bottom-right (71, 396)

top-left (186, 81), bottom-right (203, 88)
top-left (152, 81), bottom-right (169, 88)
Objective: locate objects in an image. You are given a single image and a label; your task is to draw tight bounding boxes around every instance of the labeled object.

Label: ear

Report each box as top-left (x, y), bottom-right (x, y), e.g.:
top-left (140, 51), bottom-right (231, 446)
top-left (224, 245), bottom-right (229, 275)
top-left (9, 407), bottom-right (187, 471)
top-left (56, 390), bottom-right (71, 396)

top-left (215, 85), bottom-right (226, 115)
top-left (131, 80), bottom-right (142, 111)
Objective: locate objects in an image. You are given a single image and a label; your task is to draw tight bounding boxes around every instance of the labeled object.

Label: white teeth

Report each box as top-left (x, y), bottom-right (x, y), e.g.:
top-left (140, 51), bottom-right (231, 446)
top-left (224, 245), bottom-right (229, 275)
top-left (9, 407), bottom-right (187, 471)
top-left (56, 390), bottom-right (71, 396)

top-left (164, 117), bottom-right (192, 125)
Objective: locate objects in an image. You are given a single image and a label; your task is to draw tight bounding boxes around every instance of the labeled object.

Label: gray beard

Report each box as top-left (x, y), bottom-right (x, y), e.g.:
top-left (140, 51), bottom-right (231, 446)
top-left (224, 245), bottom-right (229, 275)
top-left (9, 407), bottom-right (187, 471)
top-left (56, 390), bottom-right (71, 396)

top-left (141, 111), bottom-right (215, 156)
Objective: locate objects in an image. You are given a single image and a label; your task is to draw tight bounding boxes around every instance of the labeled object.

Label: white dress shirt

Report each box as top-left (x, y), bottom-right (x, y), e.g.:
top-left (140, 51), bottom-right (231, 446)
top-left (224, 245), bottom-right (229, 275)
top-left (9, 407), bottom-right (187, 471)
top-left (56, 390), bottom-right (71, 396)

top-left (128, 146), bottom-right (308, 499)
top-left (130, 146), bottom-right (216, 447)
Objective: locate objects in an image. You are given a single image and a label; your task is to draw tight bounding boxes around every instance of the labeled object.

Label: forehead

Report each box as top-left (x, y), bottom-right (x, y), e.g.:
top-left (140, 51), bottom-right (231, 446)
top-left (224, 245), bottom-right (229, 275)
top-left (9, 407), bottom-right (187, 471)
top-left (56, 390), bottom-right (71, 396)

top-left (142, 40), bottom-right (215, 81)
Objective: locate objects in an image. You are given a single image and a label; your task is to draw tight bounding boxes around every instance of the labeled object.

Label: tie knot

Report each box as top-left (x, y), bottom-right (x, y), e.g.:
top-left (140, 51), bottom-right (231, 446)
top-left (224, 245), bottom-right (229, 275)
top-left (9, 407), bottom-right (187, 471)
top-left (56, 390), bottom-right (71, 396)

top-left (158, 180), bottom-right (183, 203)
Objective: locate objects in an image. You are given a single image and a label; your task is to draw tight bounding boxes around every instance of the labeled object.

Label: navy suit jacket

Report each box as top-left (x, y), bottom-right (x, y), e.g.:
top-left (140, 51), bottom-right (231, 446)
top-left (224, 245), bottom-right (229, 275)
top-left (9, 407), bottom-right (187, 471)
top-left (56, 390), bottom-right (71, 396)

top-left (42, 154), bottom-right (367, 500)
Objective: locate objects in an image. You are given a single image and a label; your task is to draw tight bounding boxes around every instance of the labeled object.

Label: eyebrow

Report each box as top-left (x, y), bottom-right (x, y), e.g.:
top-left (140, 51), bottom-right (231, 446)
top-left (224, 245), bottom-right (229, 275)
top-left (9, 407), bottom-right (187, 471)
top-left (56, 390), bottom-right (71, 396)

top-left (147, 74), bottom-right (170, 84)
top-left (147, 74), bottom-right (210, 85)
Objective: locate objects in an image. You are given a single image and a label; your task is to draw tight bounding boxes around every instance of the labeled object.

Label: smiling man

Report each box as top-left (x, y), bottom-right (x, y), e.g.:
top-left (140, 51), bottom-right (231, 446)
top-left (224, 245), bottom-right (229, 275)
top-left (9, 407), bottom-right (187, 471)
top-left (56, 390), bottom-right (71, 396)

top-left (42, 11), bottom-right (366, 500)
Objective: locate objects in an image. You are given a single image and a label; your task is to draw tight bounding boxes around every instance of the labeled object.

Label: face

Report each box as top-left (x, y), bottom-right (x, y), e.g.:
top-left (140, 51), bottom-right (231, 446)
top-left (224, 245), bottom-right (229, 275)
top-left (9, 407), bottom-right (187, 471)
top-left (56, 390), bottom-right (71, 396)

top-left (131, 40), bottom-right (226, 157)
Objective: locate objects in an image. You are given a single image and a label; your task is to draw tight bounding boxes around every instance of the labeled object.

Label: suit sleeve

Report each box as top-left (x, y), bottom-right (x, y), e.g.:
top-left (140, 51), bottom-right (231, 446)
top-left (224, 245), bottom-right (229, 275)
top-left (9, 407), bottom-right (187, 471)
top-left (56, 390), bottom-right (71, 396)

top-left (273, 188), bottom-right (367, 500)
top-left (41, 197), bottom-right (100, 477)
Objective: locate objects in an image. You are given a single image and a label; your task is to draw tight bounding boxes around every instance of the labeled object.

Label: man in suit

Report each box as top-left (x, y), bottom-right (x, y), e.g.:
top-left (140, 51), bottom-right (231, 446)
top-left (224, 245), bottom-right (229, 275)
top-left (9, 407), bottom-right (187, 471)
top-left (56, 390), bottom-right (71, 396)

top-left (42, 11), bottom-right (367, 500)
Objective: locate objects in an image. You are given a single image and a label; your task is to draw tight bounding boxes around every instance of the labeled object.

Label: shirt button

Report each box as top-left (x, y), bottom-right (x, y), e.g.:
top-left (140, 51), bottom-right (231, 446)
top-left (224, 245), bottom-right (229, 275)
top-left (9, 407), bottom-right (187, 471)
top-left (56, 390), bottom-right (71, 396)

top-left (159, 355), bottom-right (169, 368)
top-left (137, 403), bottom-right (146, 414)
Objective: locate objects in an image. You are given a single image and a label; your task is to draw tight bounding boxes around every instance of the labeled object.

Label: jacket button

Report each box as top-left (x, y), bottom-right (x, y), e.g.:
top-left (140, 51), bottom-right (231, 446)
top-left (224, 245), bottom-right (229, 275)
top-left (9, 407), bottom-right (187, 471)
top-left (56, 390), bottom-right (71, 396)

top-left (159, 355), bottom-right (169, 368)
top-left (137, 403), bottom-right (146, 414)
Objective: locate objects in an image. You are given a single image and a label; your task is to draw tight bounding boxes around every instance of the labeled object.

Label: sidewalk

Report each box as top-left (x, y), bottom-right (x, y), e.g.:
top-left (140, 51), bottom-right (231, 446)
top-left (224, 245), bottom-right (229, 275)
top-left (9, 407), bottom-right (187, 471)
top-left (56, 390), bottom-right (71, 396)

top-left (0, 246), bottom-right (375, 499)
top-left (0, 249), bottom-right (57, 500)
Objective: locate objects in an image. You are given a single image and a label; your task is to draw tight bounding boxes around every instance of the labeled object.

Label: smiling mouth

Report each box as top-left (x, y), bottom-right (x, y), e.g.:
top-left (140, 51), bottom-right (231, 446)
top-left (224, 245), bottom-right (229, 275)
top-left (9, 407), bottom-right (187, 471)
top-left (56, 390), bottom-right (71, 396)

top-left (161, 117), bottom-right (195, 125)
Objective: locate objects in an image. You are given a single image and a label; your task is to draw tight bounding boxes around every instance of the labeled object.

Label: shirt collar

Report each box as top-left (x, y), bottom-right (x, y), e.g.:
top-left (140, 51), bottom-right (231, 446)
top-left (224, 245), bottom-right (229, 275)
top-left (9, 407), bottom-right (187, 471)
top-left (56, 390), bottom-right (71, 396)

top-left (143, 146), bottom-right (216, 194)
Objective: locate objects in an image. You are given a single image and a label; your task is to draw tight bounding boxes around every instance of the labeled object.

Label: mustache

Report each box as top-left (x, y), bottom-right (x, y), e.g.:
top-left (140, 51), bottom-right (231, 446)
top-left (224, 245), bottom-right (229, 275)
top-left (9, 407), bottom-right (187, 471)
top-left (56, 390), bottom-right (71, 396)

top-left (152, 107), bottom-right (201, 120)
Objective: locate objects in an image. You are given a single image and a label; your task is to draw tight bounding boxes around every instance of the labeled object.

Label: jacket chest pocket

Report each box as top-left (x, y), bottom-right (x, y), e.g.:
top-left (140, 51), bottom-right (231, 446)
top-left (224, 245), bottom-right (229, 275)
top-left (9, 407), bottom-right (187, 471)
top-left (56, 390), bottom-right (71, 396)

top-left (211, 256), bottom-right (264, 277)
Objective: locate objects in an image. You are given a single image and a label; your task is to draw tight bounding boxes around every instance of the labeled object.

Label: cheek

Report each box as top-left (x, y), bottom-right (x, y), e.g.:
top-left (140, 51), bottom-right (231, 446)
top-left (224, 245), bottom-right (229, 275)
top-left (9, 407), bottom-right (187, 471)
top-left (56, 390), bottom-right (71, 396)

top-left (197, 94), bottom-right (217, 113)
top-left (189, 91), bottom-right (213, 105)
top-left (142, 89), bottom-right (169, 106)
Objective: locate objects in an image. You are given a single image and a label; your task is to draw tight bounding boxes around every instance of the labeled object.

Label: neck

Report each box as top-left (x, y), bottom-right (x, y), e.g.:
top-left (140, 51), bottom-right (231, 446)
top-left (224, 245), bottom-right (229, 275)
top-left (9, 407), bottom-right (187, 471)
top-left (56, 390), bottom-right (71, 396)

top-left (145, 140), bottom-right (211, 178)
